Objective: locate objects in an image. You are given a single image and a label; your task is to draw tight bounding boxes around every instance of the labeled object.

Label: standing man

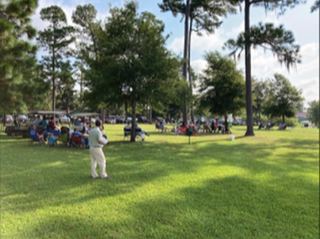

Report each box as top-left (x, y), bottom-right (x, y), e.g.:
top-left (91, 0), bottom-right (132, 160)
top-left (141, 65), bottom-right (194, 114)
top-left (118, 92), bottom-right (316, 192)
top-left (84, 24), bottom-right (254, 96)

top-left (88, 120), bottom-right (109, 179)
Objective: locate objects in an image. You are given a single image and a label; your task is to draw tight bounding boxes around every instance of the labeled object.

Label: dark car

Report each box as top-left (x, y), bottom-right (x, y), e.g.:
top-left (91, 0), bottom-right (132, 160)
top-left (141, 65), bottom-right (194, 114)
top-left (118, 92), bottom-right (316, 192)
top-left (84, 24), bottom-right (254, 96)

top-left (155, 117), bottom-right (163, 123)
top-left (116, 116), bottom-right (126, 123)
top-left (138, 116), bottom-right (148, 123)
top-left (105, 115), bottom-right (116, 124)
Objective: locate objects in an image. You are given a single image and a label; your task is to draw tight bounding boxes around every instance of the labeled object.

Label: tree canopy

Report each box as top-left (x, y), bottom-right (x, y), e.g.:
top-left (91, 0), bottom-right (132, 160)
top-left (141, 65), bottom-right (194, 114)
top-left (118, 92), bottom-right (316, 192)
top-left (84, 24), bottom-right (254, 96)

top-left (37, 5), bottom-right (75, 111)
top-left (197, 51), bottom-right (245, 121)
top-left (85, 1), bottom-right (182, 141)
top-left (0, 0), bottom-right (47, 114)
top-left (306, 100), bottom-right (319, 127)
top-left (159, 0), bottom-right (236, 123)
top-left (224, 0), bottom-right (305, 136)
top-left (264, 73), bottom-right (304, 123)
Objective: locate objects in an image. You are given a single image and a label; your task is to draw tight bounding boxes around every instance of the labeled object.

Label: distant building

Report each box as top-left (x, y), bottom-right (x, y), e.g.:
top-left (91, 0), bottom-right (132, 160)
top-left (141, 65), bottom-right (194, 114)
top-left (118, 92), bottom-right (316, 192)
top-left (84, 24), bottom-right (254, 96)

top-left (295, 112), bottom-right (309, 122)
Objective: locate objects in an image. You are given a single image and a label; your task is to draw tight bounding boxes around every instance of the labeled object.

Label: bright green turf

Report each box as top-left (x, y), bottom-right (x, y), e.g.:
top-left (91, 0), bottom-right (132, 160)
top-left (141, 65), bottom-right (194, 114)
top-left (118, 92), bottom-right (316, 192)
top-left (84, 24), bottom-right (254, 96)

top-left (0, 124), bottom-right (318, 239)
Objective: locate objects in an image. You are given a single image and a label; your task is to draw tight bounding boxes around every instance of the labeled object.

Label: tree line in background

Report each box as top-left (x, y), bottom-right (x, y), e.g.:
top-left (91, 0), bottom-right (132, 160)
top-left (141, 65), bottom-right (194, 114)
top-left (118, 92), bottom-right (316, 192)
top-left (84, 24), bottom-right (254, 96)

top-left (1, 0), bottom-right (318, 141)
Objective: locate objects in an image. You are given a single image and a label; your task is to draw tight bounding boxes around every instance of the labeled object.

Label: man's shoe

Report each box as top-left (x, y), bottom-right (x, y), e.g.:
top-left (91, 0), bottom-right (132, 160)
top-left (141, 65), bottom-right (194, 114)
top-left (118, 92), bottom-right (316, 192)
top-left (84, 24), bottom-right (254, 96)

top-left (101, 175), bottom-right (111, 179)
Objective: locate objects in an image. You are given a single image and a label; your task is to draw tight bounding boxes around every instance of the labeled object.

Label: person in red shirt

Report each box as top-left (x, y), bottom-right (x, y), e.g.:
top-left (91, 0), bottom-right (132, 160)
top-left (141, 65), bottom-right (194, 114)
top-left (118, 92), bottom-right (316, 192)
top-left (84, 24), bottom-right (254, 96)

top-left (49, 116), bottom-right (56, 130)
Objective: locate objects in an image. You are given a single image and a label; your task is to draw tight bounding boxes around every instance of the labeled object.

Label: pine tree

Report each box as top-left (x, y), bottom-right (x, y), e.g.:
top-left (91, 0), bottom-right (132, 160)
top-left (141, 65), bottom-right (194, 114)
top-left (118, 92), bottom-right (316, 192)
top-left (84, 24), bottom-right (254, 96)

top-left (225, 0), bottom-right (304, 136)
top-left (158, 0), bottom-right (236, 124)
top-left (0, 0), bottom-right (42, 114)
top-left (37, 5), bottom-right (75, 111)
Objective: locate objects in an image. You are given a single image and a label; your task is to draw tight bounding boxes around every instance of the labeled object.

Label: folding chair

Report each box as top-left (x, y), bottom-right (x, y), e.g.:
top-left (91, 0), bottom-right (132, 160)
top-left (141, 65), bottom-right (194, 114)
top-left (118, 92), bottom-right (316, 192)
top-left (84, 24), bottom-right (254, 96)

top-left (71, 133), bottom-right (82, 147)
top-left (123, 129), bottom-right (142, 141)
top-left (123, 128), bottom-right (131, 141)
top-left (29, 127), bottom-right (40, 145)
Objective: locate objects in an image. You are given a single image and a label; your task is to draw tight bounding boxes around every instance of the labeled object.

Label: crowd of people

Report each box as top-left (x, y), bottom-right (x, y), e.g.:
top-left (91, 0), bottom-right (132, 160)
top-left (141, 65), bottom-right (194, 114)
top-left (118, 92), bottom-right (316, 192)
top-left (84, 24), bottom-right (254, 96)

top-left (155, 118), bottom-right (232, 135)
top-left (258, 122), bottom-right (287, 130)
top-left (30, 115), bottom-right (100, 148)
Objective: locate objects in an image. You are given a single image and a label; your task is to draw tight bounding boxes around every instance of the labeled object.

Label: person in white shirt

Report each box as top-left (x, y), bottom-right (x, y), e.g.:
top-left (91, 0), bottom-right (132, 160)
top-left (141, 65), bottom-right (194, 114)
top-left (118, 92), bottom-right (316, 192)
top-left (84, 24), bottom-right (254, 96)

top-left (88, 120), bottom-right (109, 179)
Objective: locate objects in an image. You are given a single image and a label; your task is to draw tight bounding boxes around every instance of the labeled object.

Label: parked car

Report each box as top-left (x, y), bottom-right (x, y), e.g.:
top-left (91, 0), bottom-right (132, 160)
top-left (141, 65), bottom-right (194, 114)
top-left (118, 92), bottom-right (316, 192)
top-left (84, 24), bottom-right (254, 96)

top-left (116, 116), bottom-right (126, 123)
top-left (18, 115), bottom-right (28, 123)
top-left (155, 117), bottom-right (164, 123)
top-left (138, 116), bottom-right (148, 123)
top-left (232, 119), bottom-right (241, 125)
top-left (0, 114), bottom-right (14, 124)
top-left (59, 115), bottom-right (70, 124)
top-left (105, 115), bottom-right (116, 124)
top-left (90, 116), bottom-right (100, 124)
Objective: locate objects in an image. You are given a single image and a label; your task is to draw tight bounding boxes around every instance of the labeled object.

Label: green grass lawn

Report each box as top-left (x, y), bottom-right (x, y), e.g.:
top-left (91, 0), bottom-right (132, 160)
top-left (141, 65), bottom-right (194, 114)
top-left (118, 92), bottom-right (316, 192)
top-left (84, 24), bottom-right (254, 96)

top-left (0, 124), bottom-right (319, 239)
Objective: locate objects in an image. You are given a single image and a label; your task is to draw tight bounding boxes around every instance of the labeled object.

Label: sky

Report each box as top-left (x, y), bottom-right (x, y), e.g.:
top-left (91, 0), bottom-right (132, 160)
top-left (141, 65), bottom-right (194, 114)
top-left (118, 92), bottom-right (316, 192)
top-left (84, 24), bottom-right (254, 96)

top-left (31, 0), bottom-right (319, 108)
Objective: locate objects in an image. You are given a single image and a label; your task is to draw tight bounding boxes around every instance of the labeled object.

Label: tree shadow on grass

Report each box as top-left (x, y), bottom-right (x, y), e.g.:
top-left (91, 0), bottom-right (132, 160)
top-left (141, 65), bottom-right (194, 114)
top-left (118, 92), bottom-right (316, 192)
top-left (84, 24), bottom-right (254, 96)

top-left (1, 134), bottom-right (318, 220)
top-left (123, 175), bottom-right (318, 239)
top-left (19, 175), bottom-right (319, 239)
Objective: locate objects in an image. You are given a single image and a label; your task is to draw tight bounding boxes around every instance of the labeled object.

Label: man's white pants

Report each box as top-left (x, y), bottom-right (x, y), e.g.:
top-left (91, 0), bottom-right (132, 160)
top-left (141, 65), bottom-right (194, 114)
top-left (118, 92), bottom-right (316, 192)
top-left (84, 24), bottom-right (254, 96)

top-left (89, 147), bottom-right (107, 178)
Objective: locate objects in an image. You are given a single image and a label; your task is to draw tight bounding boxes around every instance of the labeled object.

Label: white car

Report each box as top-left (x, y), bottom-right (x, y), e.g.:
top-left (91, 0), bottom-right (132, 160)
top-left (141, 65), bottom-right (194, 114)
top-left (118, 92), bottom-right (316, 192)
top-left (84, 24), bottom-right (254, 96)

top-left (59, 115), bottom-right (70, 124)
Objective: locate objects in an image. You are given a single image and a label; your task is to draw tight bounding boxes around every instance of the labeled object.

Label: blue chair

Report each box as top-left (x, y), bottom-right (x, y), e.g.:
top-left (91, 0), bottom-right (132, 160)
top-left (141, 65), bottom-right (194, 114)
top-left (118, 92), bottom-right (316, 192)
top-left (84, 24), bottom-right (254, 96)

top-left (29, 127), bottom-right (40, 144)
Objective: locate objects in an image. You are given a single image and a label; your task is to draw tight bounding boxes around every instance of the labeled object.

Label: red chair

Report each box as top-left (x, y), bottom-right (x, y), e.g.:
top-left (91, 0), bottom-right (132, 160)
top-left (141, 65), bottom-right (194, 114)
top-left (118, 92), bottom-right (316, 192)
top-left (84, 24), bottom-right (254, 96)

top-left (71, 134), bottom-right (82, 148)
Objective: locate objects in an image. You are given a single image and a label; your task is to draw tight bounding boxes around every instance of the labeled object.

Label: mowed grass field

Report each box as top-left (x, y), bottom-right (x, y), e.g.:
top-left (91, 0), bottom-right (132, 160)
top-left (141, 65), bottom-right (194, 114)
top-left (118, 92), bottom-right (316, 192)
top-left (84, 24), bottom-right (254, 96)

top-left (0, 124), bottom-right (319, 239)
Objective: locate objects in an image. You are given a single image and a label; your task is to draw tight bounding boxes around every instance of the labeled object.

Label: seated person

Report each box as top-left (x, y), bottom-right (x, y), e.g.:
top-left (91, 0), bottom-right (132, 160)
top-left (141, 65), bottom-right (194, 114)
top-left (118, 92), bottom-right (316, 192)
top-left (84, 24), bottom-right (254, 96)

top-left (159, 119), bottom-right (168, 132)
top-left (258, 122), bottom-right (264, 129)
top-left (210, 120), bottom-right (216, 132)
top-left (81, 127), bottom-right (89, 147)
top-left (195, 121), bottom-right (201, 132)
top-left (135, 123), bottom-right (149, 137)
top-left (47, 132), bottom-right (55, 146)
top-left (278, 123), bottom-right (287, 130)
top-left (59, 126), bottom-right (69, 145)
top-left (49, 116), bottom-right (58, 131)
top-left (30, 125), bottom-right (44, 145)
top-left (217, 123), bottom-right (224, 133)
top-left (266, 122), bottom-right (273, 130)
top-left (73, 127), bottom-right (83, 137)
top-left (69, 127), bottom-right (85, 147)
top-left (176, 122), bottom-right (186, 134)
top-left (41, 115), bottom-right (48, 130)
top-left (203, 123), bottom-right (212, 133)
top-left (155, 120), bottom-right (161, 130)
top-left (225, 123), bottom-right (232, 134)
top-left (124, 121), bottom-right (131, 130)
top-left (74, 118), bottom-right (81, 126)
top-left (188, 123), bottom-right (197, 136)
top-left (33, 116), bottom-right (41, 126)
top-left (124, 121), bottom-right (131, 135)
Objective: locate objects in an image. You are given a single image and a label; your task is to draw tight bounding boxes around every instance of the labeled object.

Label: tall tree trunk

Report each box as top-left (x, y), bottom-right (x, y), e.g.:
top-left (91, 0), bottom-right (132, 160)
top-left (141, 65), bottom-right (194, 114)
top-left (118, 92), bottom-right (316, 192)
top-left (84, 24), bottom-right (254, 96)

top-left (282, 115), bottom-right (285, 123)
top-left (224, 114), bottom-right (228, 134)
top-left (149, 105), bottom-right (152, 124)
top-left (52, 33), bottom-right (56, 111)
top-left (52, 77), bottom-right (55, 111)
top-left (101, 109), bottom-right (105, 125)
top-left (66, 94), bottom-right (70, 113)
top-left (188, 18), bottom-right (194, 123)
top-left (125, 100), bottom-right (128, 120)
top-left (80, 70), bottom-right (83, 98)
top-left (244, 0), bottom-right (254, 136)
top-left (182, 0), bottom-right (190, 126)
top-left (130, 97), bottom-right (136, 142)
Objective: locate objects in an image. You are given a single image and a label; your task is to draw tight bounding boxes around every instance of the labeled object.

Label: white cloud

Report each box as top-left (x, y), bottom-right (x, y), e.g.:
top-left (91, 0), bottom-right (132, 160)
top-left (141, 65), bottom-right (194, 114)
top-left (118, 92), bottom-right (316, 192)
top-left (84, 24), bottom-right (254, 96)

top-left (167, 36), bottom-right (184, 55)
top-left (190, 40), bottom-right (319, 107)
top-left (190, 59), bottom-right (207, 74)
top-left (31, 0), bottom-right (319, 107)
